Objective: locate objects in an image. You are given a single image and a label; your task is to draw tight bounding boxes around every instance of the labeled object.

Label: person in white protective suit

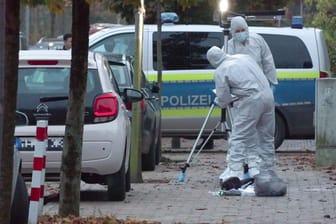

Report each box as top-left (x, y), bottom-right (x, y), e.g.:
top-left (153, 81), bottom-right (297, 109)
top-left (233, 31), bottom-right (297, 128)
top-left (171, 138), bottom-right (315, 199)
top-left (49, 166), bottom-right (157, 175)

top-left (228, 16), bottom-right (278, 86)
top-left (226, 16), bottom-right (278, 178)
top-left (206, 46), bottom-right (276, 182)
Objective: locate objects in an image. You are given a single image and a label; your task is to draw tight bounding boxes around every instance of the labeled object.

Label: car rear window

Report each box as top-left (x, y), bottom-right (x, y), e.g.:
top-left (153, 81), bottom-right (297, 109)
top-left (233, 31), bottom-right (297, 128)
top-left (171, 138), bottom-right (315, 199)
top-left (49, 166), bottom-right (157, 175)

top-left (17, 68), bottom-right (102, 125)
top-left (18, 68), bottom-right (98, 94)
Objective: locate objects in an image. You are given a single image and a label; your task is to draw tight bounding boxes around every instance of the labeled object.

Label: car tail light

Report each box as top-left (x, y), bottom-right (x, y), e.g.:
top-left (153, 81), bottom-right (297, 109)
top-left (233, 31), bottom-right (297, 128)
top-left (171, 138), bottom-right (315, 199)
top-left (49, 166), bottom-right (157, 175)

top-left (93, 93), bottom-right (119, 123)
top-left (27, 60), bottom-right (58, 65)
top-left (124, 99), bottom-right (145, 111)
top-left (125, 102), bottom-right (132, 110)
top-left (319, 71), bottom-right (329, 78)
top-left (140, 99), bottom-right (145, 111)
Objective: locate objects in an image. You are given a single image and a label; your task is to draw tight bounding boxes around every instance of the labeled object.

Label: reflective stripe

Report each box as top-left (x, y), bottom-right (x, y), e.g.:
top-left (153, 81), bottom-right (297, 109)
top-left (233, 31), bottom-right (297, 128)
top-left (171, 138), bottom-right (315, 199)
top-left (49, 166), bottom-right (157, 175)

top-left (147, 72), bottom-right (213, 81)
top-left (147, 70), bottom-right (319, 81)
top-left (162, 107), bottom-right (222, 117)
top-left (277, 70), bottom-right (318, 79)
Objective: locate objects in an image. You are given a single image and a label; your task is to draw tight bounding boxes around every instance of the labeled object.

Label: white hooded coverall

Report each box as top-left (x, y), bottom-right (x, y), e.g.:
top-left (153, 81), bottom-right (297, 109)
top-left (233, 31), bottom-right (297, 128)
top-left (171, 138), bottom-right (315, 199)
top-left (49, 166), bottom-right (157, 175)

top-left (206, 46), bottom-right (275, 176)
top-left (228, 16), bottom-right (278, 85)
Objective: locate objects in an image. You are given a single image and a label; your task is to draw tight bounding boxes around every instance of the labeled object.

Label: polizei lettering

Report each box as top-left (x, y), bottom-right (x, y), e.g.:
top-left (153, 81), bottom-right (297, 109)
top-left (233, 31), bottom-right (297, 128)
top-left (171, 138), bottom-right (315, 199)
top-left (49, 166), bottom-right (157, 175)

top-left (161, 94), bottom-right (212, 108)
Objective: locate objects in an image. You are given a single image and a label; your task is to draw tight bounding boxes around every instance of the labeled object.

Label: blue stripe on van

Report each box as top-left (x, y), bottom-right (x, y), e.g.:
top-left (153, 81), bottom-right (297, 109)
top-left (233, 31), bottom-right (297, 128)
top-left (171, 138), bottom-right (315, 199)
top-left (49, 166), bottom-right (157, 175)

top-left (160, 80), bottom-right (216, 109)
top-left (159, 79), bottom-right (315, 109)
top-left (274, 79), bottom-right (315, 105)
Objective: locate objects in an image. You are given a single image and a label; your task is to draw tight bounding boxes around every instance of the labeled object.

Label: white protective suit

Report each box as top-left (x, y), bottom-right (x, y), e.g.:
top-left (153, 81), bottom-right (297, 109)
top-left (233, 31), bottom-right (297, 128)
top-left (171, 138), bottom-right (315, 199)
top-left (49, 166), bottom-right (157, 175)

top-left (206, 46), bottom-right (275, 181)
top-left (228, 16), bottom-right (278, 85)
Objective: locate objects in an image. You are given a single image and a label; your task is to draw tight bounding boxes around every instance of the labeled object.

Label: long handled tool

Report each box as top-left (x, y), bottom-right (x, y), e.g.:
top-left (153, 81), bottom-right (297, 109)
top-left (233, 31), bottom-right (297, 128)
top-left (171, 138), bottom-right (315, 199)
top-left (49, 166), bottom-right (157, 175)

top-left (176, 95), bottom-right (239, 183)
top-left (176, 102), bottom-right (228, 182)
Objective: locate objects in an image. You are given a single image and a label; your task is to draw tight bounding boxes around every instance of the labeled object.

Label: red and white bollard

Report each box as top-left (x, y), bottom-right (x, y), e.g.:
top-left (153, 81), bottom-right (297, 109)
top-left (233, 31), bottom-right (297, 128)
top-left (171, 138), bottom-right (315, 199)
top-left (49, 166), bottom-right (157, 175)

top-left (28, 119), bottom-right (48, 224)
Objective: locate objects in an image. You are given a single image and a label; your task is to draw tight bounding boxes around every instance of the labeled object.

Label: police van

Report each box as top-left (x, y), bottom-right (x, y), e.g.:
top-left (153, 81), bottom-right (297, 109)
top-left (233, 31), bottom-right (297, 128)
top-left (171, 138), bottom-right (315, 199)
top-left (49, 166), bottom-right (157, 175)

top-left (89, 21), bottom-right (331, 149)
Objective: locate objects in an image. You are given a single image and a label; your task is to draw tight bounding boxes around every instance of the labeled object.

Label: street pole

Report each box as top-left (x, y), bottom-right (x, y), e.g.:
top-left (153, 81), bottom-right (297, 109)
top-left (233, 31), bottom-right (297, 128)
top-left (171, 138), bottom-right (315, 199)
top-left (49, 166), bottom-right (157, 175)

top-left (219, 0), bottom-right (230, 133)
top-left (25, 6), bottom-right (30, 47)
top-left (219, 0), bottom-right (229, 53)
top-left (130, 0), bottom-right (145, 183)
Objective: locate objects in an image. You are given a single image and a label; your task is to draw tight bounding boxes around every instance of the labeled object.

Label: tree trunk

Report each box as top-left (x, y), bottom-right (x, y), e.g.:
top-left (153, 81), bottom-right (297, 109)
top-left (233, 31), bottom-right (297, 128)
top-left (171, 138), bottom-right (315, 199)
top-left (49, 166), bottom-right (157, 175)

top-left (59, 0), bottom-right (89, 217)
top-left (130, 1), bottom-right (145, 183)
top-left (0, 0), bottom-right (20, 223)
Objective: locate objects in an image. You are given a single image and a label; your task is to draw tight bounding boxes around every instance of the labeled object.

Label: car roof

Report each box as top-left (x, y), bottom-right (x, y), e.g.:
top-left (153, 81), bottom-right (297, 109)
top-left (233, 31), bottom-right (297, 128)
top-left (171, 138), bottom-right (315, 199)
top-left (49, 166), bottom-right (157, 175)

top-left (19, 50), bottom-right (98, 68)
top-left (89, 23), bottom-right (320, 43)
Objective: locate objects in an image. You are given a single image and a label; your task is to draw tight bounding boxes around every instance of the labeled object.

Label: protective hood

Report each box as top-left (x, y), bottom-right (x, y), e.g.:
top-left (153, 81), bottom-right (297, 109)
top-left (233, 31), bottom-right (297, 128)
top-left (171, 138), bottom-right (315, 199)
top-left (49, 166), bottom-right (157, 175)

top-left (206, 46), bottom-right (227, 68)
top-left (230, 16), bottom-right (249, 38)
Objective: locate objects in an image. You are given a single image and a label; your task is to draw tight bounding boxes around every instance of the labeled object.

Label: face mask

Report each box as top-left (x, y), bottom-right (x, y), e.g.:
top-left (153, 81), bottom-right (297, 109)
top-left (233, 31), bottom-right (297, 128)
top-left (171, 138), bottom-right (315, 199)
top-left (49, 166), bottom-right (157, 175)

top-left (235, 31), bottom-right (248, 43)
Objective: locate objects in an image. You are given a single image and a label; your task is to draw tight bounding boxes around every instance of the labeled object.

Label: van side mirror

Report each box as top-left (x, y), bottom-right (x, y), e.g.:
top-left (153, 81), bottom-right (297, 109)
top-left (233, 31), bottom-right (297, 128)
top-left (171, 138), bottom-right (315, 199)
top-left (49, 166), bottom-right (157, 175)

top-left (151, 82), bottom-right (160, 93)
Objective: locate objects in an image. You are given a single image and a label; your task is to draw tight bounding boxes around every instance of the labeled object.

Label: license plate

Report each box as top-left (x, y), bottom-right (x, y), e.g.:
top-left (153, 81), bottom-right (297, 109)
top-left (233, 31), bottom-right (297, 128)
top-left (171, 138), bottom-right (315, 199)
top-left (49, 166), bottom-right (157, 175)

top-left (16, 137), bottom-right (64, 151)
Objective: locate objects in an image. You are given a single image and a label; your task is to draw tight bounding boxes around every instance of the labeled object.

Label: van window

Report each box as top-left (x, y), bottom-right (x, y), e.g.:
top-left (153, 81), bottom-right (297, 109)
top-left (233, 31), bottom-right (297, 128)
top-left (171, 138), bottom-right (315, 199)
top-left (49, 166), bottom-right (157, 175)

top-left (153, 32), bottom-right (223, 70)
top-left (260, 34), bottom-right (313, 69)
top-left (90, 33), bottom-right (135, 55)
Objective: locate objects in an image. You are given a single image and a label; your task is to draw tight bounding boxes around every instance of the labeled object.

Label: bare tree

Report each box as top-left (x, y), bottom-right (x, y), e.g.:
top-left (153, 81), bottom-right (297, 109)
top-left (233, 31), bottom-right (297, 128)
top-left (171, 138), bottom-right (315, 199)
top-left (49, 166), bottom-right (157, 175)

top-left (0, 0), bottom-right (20, 223)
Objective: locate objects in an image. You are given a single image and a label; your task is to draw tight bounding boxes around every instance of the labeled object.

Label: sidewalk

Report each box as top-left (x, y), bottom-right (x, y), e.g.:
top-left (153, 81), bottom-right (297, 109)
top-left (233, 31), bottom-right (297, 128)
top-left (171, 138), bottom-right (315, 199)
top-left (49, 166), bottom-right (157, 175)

top-left (42, 139), bottom-right (336, 224)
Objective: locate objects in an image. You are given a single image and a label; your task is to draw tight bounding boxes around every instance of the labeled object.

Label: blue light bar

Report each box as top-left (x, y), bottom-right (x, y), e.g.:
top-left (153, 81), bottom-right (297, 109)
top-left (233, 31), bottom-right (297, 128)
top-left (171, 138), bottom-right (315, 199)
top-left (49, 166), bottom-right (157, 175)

top-left (161, 12), bottom-right (179, 24)
top-left (292, 16), bottom-right (303, 29)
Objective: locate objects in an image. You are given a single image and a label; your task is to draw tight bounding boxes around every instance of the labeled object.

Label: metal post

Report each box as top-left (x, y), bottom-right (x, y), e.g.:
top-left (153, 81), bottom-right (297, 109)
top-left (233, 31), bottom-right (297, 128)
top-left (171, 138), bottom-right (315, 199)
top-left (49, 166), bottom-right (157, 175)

top-left (28, 104), bottom-right (50, 224)
top-left (220, 12), bottom-right (230, 132)
top-left (25, 6), bottom-right (30, 47)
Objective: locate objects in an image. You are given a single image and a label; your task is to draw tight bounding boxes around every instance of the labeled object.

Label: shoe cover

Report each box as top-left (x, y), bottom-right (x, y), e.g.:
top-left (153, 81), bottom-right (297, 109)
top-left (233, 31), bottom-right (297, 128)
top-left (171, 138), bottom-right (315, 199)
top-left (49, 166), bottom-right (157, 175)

top-left (248, 167), bottom-right (260, 177)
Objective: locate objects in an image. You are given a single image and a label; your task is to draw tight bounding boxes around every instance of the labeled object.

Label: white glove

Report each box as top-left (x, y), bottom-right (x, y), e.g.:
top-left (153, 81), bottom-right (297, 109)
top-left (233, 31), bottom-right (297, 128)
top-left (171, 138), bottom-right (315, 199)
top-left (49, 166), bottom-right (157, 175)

top-left (213, 97), bottom-right (219, 106)
top-left (271, 84), bottom-right (276, 93)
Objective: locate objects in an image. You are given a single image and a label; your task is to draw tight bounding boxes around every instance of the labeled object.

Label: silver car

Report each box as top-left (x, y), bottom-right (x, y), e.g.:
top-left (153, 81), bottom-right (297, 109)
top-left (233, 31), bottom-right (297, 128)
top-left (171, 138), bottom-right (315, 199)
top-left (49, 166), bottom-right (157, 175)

top-left (103, 53), bottom-right (161, 171)
top-left (15, 50), bottom-right (143, 201)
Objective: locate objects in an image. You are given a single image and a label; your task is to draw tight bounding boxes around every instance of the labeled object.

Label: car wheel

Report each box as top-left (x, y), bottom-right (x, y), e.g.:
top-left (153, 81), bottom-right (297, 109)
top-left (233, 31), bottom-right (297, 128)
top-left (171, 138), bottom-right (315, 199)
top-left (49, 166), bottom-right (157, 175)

top-left (142, 136), bottom-right (156, 171)
top-left (10, 174), bottom-right (29, 224)
top-left (106, 156), bottom-right (126, 201)
top-left (275, 112), bottom-right (286, 150)
top-left (125, 160), bottom-right (131, 192)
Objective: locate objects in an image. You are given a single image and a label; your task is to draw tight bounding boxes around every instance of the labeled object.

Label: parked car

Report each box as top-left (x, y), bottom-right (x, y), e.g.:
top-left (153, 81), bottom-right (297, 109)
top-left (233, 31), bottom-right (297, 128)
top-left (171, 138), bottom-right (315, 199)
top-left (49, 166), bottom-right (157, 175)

top-left (9, 146), bottom-right (29, 224)
top-left (7, 111), bottom-right (30, 224)
top-left (29, 36), bottom-right (64, 50)
top-left (103, 53), bottom-right (161, 171)
top-left (15, 50), bottom-right (143, 201)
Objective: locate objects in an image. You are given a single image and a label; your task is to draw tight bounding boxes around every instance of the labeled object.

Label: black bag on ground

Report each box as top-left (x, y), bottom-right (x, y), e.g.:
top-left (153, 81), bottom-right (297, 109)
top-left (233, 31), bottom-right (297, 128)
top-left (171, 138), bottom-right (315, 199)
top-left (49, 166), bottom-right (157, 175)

top-left (221, 177), bottom-right (255, 190)
top-left (254, 170), bottom-right (287, 196)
